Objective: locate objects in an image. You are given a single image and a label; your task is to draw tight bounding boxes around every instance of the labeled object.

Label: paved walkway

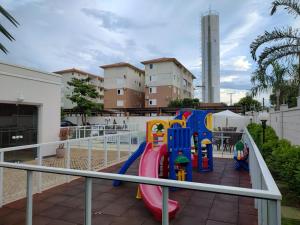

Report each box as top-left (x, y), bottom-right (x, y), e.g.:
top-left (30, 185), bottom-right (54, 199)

top-left (0, 158), bottom-right (257, 225)
top-left (2, 148), bottom-right (131, 204)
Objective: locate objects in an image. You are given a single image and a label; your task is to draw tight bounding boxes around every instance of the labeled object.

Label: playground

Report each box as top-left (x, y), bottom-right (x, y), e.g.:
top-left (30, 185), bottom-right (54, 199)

top-left (112, 110), bottom-right (251, 222)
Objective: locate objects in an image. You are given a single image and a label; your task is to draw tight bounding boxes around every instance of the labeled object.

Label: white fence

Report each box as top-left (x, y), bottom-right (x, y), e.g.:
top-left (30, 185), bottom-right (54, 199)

top-left (247, 102), bottom-right (300, 145)
top-left (63, 123), bottom-right (139, 139)
top-left (0, 131), bottom-right (145, 206)
top-left (65, 116), bottom-right (173, 132)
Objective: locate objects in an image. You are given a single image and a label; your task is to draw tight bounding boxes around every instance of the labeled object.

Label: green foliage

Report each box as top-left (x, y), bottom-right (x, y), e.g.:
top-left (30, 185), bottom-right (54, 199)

top-left (0, 5), bottom-right (19, 54)
top-left (67, 77), bottom-right (103, 125)
top-left (250, 0), bottom-right (300, 74)
top-left (247, 123), bottom-right (300, 195)
top-left (168, 98), bottom-right (200, 108)
top-left (234, 95), bottom-right (262, 114)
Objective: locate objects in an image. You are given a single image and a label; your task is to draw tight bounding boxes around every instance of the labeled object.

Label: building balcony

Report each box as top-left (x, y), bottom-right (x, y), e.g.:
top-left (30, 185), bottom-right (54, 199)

top-left (0, 128), bottom-right (281, 225)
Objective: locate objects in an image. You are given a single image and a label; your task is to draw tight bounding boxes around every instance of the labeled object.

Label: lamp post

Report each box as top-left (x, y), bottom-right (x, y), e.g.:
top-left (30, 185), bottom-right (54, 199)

top-left (258, 111), bottom-right (269, 143)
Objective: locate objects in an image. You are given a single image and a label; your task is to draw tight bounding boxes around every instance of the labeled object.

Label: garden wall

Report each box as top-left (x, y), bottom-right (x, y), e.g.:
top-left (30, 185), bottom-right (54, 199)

top-left (248, 97), bottom-right (300, 146)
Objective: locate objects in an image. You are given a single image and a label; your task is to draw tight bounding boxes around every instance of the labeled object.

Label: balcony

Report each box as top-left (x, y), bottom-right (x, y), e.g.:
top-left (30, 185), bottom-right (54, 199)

top-left (0, 128), bottom-right (281, 225)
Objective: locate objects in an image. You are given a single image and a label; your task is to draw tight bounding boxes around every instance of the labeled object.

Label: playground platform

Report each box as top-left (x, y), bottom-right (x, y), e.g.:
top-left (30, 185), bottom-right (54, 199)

top-left (0, 158), bottom-right (257, 225)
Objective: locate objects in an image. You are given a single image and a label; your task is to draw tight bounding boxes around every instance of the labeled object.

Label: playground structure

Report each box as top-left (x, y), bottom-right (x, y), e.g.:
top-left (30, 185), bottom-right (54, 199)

top-left (113, 110), bottom-right (213, 221)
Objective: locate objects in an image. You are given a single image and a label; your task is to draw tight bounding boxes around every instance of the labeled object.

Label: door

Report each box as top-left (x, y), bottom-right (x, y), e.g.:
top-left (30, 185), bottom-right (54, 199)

top-left (0, 103), bottom-right (38, 162)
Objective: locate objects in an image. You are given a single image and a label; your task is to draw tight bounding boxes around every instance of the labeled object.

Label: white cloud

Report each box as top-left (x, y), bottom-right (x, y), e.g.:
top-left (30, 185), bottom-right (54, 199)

top-left (220, 75), bottom-right (239, 83)
top-left (220, 89), bottom-right (248, 105)
top-left (221, 11), bottom-right (262, 57)
top-left (221, 56), bottom-right (251, 71)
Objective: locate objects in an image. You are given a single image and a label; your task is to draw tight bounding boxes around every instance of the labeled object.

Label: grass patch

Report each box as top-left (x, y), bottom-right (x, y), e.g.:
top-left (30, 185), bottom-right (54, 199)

top-left (282, 218), bottom-right (300, 225)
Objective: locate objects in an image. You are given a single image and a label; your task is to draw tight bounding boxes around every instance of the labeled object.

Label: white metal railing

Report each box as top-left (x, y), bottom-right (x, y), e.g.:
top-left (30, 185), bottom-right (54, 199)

top-left (62, 123), bottom-right (139, 139)
top-left (243, 128), bottom-right (282, 225)
top-left (0, 128), bottom-right (281, 225)
top-left (0, 131), bottom-right (144, 206)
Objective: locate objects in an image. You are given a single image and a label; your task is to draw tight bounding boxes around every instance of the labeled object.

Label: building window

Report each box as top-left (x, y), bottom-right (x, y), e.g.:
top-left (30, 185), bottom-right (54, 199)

top-left (183, 79), bottom-right (187, 87)
top-left (149, 64), bottom-right (153, 69)
top-left (149, 87), bottom-right (157, 94)
top-left (117, 89), bottom-right (124, 95)
top-left (117, 100), bottom-right (124, 107)
top-left (149, 99), bottom-right (157, 106)
top-left (139, 82), bottom-right (141, 87)
top-left (149, 75), bottom-right (156, 82)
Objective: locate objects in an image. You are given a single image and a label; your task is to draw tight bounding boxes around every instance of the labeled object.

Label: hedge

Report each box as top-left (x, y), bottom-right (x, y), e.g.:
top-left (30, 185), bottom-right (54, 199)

top-left (247, 123), bottom-right (300, 195)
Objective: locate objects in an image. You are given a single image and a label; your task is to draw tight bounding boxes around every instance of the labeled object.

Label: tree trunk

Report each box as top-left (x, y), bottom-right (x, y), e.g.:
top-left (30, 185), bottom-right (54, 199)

top-left (275, 90), bottom-right (280, 111)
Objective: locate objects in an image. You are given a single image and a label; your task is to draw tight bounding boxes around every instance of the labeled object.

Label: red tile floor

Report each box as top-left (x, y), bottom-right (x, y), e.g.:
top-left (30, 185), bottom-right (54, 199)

top-left (0, 158), bottom-right (257, 225)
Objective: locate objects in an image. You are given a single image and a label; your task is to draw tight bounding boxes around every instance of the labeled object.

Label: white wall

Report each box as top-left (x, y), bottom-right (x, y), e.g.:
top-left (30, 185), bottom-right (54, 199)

top-left (0, 62), bottom-right (62, 156)
top-left (247, 101), bottom-right (300, 146)
top-left (65, 116), bottom-right (173, 132)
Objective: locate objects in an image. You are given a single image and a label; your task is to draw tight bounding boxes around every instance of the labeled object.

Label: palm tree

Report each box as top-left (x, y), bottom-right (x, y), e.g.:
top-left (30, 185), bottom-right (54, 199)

top-left (251, 62), bottom-right (287, 110)
top-left (250, 0), bottom-right (300, 93)
top-left (0, 5), bottom-right (19, 54)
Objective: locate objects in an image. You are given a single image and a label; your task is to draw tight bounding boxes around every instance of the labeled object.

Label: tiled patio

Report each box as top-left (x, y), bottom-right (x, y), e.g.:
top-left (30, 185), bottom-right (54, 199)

top-left (0, 158), bottom-right (257, 225)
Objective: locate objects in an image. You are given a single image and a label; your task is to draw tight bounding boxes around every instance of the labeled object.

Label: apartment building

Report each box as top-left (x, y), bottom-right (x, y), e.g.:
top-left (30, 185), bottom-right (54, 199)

top-left (141, 58), bottom-right (195, 107)
top-left (100, 62), bottom-right (145, 109)
top-left (54, 68), bottom-right (104, 109)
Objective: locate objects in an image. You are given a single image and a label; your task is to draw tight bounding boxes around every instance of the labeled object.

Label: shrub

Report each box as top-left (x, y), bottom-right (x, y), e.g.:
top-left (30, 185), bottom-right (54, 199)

top-left (247, 123), bottom-right (300, 195)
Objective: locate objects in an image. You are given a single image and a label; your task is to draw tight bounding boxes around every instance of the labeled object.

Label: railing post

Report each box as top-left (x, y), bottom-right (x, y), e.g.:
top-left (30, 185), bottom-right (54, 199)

top-left (0, 151), bottom-right (4, 207)
top-left (117, 135), bottom-right (121, 162)
top-left (266, 199), bottom-right (281, 225)
top-left (66, 141), bottom-right (71, 182)
top-left (37, 146), bottom-right (42, 193)
top-left (104, 136), bottom-right (107, 167)
top-left (84, 177), bottom-right (92, 225)
top-left (26, 170), bottom-right (33, 225)
top-left (84, 126), bottom-right (86, 138)
top-left (88, 139), bottom-right (92, 170)
top-left (220, 131), bottom-right (224, 154)
top-left (128, 132), bottom-right (132, 154)
top-left (162, 186), bottom-right (169, 225)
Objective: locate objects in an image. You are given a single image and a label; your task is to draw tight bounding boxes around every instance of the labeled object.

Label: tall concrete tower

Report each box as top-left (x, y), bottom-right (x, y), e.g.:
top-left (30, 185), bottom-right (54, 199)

top-left (201, 11), bottom-right (220, 103)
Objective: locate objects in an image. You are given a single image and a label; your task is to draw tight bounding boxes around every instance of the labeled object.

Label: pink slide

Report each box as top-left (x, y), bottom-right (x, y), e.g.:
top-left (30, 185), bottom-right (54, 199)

top-left (138, 143), bottom-right (179, 221)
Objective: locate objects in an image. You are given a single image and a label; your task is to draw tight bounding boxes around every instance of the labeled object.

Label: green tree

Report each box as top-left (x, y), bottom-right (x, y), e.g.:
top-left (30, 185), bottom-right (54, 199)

top-left (182, 98), bottom-right (194, 108)
top-left (250, 0), bottom-right (300, 94)
top-left (251, 62), bottom-right (287, 110)
top-left (0, 5), bottom-right (19, 54)
top-left (234, 95), bottom-right (262, 114)
top-left (168, 98), bottom-right (200, 108)
top-left (168, 99), bottom-right (183, 108)
top-left (67, 77), bottom-right (103, 125)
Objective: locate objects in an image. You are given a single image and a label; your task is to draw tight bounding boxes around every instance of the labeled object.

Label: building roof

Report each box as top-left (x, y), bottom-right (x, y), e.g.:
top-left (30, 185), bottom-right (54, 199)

top-left (100, 62), bottom-right (144, 74)
top-left (54, 68), bottom-right (103, 80)
top-left (141, 57), bottom-right (196, 79)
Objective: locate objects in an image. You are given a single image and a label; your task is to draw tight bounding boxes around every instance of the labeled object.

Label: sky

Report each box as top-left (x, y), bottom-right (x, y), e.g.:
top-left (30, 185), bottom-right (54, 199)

top-left (0, 0), bottom-right (298, 105)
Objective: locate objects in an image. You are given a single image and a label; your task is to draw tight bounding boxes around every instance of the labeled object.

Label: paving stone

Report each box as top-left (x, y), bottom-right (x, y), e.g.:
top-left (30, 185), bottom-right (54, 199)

top-left (206, 220), bottom-right (236, 225)
top-left (173, 216), bottom-right (206, 225)
top-left (39, 205), bottom-right (73, 219)
top-left (238, 213), bottom-right (258, 225)
top-left (215, 194), bottom-right (239, 203)
top-left (58, 207), bottom-right (84, 225)
top-left (0, 210), bottom-right (25, 225)
top-left (208, 209), bottom-right (238, 224)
